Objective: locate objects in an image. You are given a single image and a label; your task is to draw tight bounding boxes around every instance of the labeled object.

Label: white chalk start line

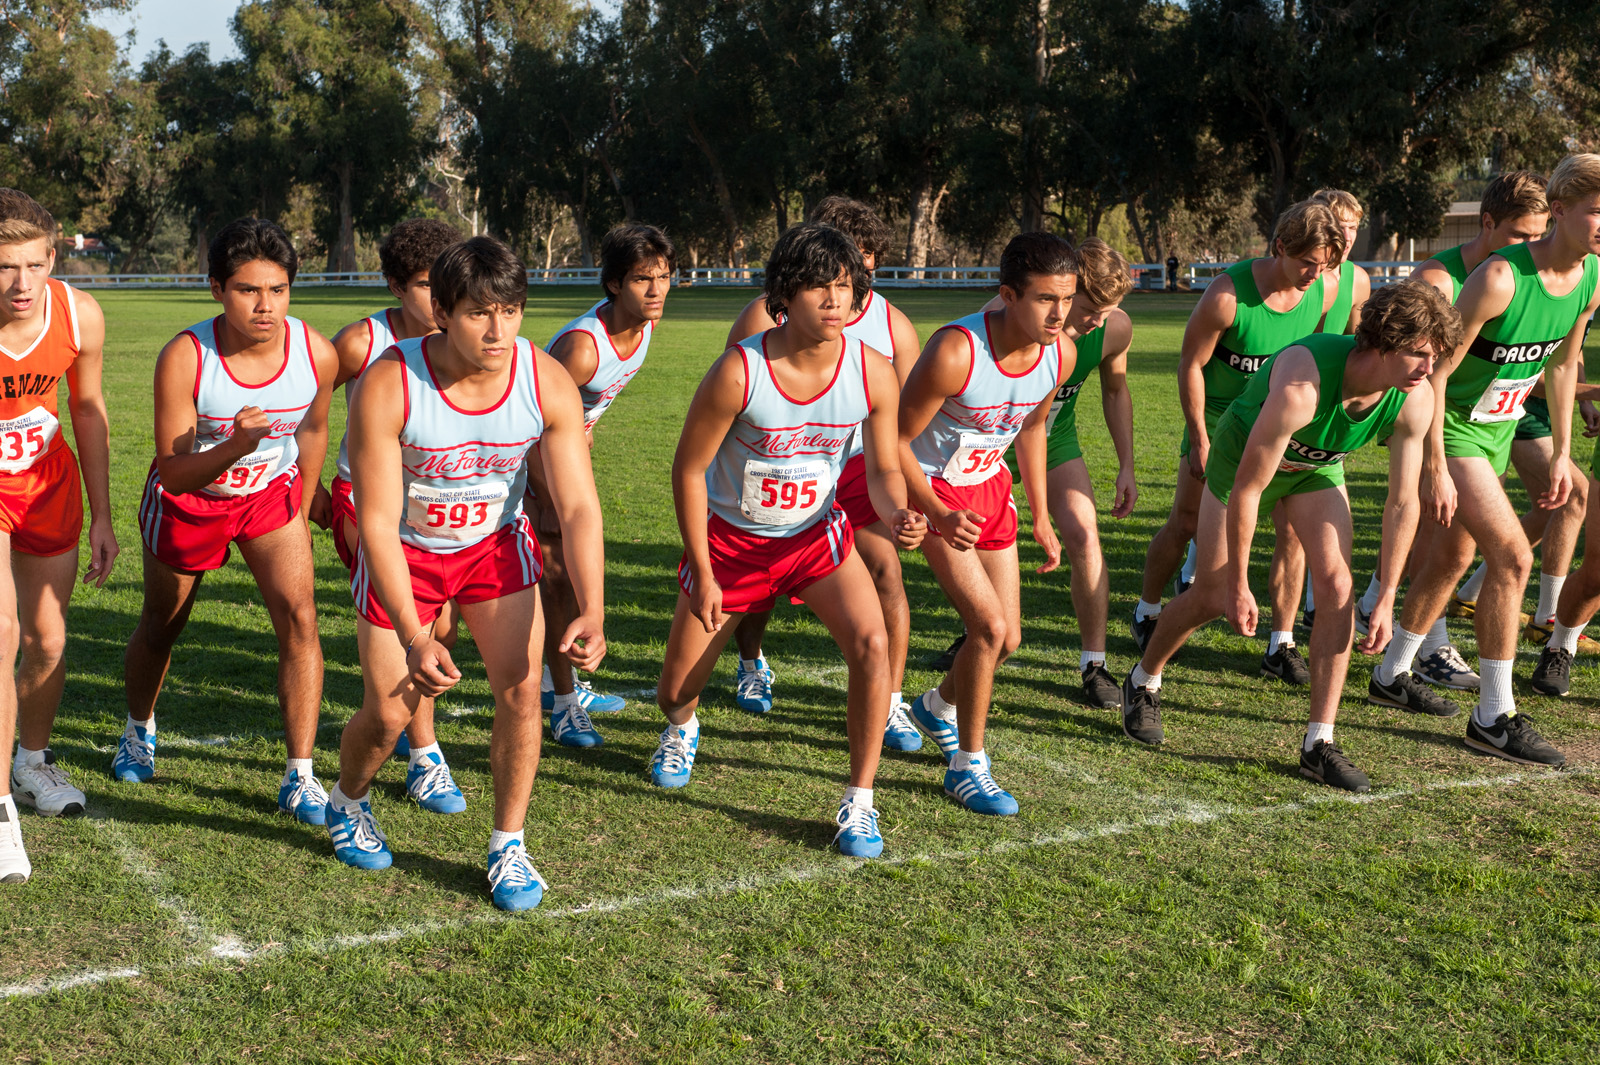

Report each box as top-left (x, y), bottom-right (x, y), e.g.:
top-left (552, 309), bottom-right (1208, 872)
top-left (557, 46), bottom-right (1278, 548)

top-left (0, 765), bottom-right (1579, 1003)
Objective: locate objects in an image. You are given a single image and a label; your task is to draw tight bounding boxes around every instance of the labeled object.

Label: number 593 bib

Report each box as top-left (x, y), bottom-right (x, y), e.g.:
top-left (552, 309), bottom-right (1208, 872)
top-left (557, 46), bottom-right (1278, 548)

top-left (740, 458), bottom-right (831, 526)
top-left (405, 481), bottom-right (510, 542)
top-left (1470, 374), bottom-right (1540, 424)
top-left (942, 432), bottom-right (1012, 487)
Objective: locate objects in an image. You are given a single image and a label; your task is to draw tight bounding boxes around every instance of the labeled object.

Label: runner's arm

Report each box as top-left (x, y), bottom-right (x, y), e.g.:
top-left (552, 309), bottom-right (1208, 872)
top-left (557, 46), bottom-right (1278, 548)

top-left (896, 326), bottom-right (982, 550)
top-left (1016, 338), bottom-right (1075, 573)
top-left (859, 354), bottom-right (925, 549)
top-left (532, 347), bottom-right (607, 672)
top-left (1362, 381), bottom-right (1432, 655)
top-left (887, 304), bottom-right (922, 385)
top-left (310, 322), bottom-right (380, 528)
top-left (548, 328), bottom-right (600, 391)
top-left (1345, 264), bottom-right (1372, 333)
top-left (294, 328), bottom-right (339, 521)
top-left (672, 347), bottom-right (746, 630)
top-left (1097, 309), bottom-right (1137, 517)
top-left (1178, 277), bottom-right (1236, 478)
top-left (1411, 260), bottom-right (1455, 301)
top-left (726, 297), bottom-right (778, 350)
top-left (152, 334), bottom-right (268, 495)
top-left (63, 289), bottom-right (118, 586)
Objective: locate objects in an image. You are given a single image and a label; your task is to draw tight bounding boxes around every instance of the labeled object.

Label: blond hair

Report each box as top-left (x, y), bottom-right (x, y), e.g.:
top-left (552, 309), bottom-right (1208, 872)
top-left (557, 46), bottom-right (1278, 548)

top-left (1074, 238), bottom-right (1133, 306)
top-left (1272, 200), bottom-right (1346, 261)
top-left (1480, 170), bottom-right (1548, 225)
top-left (0, 189), bottom-right (54, 248)
top-left (1311, 188), bottom-right (1364, 223)
top-left (1546, 155), bottom-right (1600, 207)
top-left (1356, 279), bottom-right (1462, 358)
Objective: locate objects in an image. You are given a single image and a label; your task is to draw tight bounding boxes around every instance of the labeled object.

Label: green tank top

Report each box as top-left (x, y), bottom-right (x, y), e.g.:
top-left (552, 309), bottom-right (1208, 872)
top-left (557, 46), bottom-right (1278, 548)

top-left (1047, 323), bottom-right (1106, 427)
top-left (1445, 243), bottom-right (1599, 421)
top-left (1433, 244), bottom-right (1470, 301)
top-left (1214, 334), bottom-right (1409, 474)
top-left (1203, 259), bottom-right (1327, 413)
top-left (1317, 261), bottom-right (1355, 335)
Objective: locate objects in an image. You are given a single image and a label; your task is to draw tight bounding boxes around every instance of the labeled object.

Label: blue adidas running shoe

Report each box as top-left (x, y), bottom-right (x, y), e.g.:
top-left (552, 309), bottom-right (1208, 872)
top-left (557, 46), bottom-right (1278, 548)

top-left (278, 769), bottom-right (330, 825)
top-left (649, 726), bottom-right (698, 788)
top-left (883, 700), bottom-right (923, 752)
top-left (909, 693), bottom-right (960, 763)
top-left (833, 801), bottom-right (883, 858)
top-left (734, 657), bottom-right (773, 715)
top-left (541, 680), bottom-right (625, 714)
top-left (405, 752), bottom-right (467, 814)
top-left (944, 756), bottom-right (1019, 816)
top-left (111, 722), bottom-right (155, 783)
top-left (487, 841), bottom-right (547, 912)
top-left (392, 731), bottom-right (410, 760)
top-left (551, 701), bottom-right (605, 748)
top-left (326, 798), bottom-right (392, 870)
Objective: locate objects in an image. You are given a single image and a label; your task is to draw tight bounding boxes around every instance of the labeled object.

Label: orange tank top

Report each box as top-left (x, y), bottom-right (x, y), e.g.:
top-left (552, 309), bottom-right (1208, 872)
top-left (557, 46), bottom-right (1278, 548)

top-left (0, 277), bottom-right (80, 473)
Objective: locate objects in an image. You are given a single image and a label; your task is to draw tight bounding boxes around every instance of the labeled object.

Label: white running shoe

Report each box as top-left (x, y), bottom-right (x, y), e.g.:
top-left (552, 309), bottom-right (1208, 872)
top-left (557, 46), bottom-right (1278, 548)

top-left (11, 750), bottom-right (86, 817)
top-left (0, 800), bottom-right (30, 884)
top-left (1415, 645), bottom-right (1481, 691)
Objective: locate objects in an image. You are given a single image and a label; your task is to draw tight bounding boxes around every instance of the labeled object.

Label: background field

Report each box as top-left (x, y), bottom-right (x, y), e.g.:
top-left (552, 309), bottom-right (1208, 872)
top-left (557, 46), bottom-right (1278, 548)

top-left (2, 287), bottom-right (1599, 1063)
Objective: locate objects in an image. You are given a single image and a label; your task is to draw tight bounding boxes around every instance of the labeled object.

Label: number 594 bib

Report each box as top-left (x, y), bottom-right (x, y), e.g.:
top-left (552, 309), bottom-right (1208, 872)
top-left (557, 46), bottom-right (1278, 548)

top-left (740, 458), bottom-right (831, 526)
top-left (1470, 374), bottom-right (1540, 424)
top-left (942, 432), bottom-right (1012, 487)
top-left (0, 408), bottom-right (59, 474)
top-left (405, 482), bottom-right (510, 543)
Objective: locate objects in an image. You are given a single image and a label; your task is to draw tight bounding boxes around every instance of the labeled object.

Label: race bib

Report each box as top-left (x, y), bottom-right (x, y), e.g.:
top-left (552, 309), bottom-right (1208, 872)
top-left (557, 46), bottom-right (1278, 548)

top-left (942, 432), bottom-right (1013, 487)
top-left (205, 445), bottom-right (282, 497)
top-left (0, 408), bottom-right (58, 474)
top-left (1470, 374), bottom-right (1539, 424)
top-left (405, 481), bottom-right (510, 542)
top-left (740, 458), bottom-right (831, 526)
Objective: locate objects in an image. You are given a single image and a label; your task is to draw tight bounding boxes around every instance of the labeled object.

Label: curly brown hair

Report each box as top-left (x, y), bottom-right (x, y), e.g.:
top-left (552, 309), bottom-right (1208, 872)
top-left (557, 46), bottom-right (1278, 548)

top-left (379, 219), bottom-right (464, 286)
top-left (1272, 200), bottom-right (1346, 261)
top-left (763, 223), bottom-right (869, 320)
top-left (1355, 279), bottom-right (1462, 357)
top-left (808, 196), bottom-right (891, 263)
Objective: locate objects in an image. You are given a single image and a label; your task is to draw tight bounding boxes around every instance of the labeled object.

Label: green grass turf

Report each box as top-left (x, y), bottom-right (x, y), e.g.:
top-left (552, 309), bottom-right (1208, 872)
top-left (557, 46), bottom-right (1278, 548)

top-left (3, 286), bottom-right (1600, 1063)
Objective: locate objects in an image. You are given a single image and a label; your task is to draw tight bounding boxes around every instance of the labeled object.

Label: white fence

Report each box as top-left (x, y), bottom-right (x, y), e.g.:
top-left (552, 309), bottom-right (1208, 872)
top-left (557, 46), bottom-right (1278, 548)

top-left (60, 261), bottom-right (1425, 291)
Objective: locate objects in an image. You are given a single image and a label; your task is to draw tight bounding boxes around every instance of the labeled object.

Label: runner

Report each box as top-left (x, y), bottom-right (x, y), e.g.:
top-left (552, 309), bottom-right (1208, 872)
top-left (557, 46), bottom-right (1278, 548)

top-left (722, 197), bottom-right (921, 740)
top-left (899, 232), bottom-right (1075, 816)
top-left (649, 222), bottom-right (925, 857)
top-left (120, 219), bottom-right (337, 823)
top-left (1134, 201), bottom-right (1343, 687)
top-left (1120, 281), bottom-right (1457, 790)
top-left (536, 223), bottom-right (674, 748)
top-left (1368, 153), bottom-right (1600, 766)
top-left (0, 190), bottom-right (116, 885)
top-left (328, 236), bottom-right (607, 912)
top-left (314, 218), bottom-right (467, 813)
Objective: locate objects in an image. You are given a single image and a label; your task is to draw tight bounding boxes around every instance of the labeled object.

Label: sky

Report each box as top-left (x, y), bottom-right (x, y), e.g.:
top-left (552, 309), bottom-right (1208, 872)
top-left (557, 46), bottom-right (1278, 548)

top-left (94, 1), bottom-right (241, 66)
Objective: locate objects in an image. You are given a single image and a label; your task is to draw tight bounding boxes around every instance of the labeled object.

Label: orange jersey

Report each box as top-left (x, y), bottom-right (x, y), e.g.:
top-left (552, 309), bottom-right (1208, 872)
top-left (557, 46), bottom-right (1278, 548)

top-left (0, 277), bottom-right (81, 473)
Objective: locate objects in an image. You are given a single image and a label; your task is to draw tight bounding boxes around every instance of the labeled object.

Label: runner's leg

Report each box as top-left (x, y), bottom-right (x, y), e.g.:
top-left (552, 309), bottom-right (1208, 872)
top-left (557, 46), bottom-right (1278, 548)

top-left (237, 519), bottom-right (323, 762)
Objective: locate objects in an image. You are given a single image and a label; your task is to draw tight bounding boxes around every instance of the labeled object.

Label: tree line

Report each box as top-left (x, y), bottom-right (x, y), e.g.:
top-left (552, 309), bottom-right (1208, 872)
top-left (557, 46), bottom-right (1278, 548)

top-left (5, 0), bottom-right (1600, 274)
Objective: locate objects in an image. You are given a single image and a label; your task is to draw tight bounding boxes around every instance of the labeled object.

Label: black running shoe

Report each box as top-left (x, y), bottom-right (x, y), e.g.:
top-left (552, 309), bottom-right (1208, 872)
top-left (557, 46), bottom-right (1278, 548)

top-left (1530, 646), bottom-right (1573, 697)
top-left (1082, 662), bottom-right (1122, 709)
top-left (1120, 676), bottom-right (1163, 745)
top-left (930, 633), bottom-right (966, 672)
top-left (1299, 608), bottom-right (1316, 635)
top-left (1173, 576), bottom-right (1193, 598)
top-left (1299, 739), bottom-right (1371, 793)
top-left (1262, 644), bottom-right (1311, 685)
top-left (1131, 610), bottom-right (1158, 655)
top-left (1464, 712), bottom-right (1566, 767)
top-left (1367, 670), bottom-right (1460, 717)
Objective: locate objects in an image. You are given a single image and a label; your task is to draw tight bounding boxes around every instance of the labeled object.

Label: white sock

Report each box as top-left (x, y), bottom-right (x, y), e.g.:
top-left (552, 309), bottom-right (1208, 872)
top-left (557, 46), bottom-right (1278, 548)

top-left (553, 690), bottom-right (580, 711)
top-left (1304, 580), bottom-right (1315, 612)
top-left (1551, 622), bottom-right (1585, 655)
top-left (407, 742), bottom-right (442, 770)
top-left (1303, 720), bottom-right (1334, 752)
top-left (1079, 651), bottom-right (1106, 672)
top-left (1130, 663), bottom-right (1161, 691)
top-left (888, 691), bottom-right (902, 713)
top-left (1475, 659), bottom-right (1515, 726)
top-left (951, 748), bottom-right (985, 772)
top-left (540, 664), bottom-right (553, 693)
top-left (128, 714), bottom-right (154, 736)
top-left (284, 757), bottom-right (314, 784)
top-left (922, 686), bottom-right (956, 722)
top-left (489, 828), bottom-right (523, 852)
top-left (740, 656), bottom-right (764, 673)
top-left (1268, 631), bottom-right (1295, 654)
top-left (1136, 598), bottom-right (1163, 621)
top-left (1358, 573), bottom-right (1383, 617)
top-left (1458, 562), bottom-right (1489, 603)
top-left (0, 793), bottom-right (14, 815)
top-left (1376, 625), bottom-right (1428, 685)
top-left (1536, 572), bottom-right (1567, 626)
top-left (843, 785), bottom-right (873, 808)
top-left (676, 714), bottom-right (700, 740)
top-left (1180, 540), bottom-right (1198, 584)
top-left (16, 745), bottom-right (45, 767)
top-left (329, 782), bottom-right (365, 810)
top-left (1418, 617), bottom-right (1449, 657)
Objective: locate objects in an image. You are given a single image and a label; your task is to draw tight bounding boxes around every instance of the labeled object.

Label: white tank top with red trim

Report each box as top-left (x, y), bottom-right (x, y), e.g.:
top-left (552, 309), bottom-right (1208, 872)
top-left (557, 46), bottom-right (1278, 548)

top-left (908, 310), bottom-right (1062, 486)
top-left (396, 335), bottom-right (542, 553)
top-left (706, 333), bottom-right (870, 537)
top-left (845, 290), bottom-right (895, 360)
top-left (335, 308), bottom-right (400, 480)
top-left (549, 299), bottom-right (654, 428)
top-left (189, 315), bottom-right (319, 498)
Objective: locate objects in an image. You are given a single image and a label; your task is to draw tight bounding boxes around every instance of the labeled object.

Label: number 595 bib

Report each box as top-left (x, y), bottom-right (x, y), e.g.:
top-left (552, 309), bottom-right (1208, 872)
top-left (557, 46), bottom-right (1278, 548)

top-left (942, 432), bottom-right (1013, 487)
top-left (740, 458), bottom-right (831, 526)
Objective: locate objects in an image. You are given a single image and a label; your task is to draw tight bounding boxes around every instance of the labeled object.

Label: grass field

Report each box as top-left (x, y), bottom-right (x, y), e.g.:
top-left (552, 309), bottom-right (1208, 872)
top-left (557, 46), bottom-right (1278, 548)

top-left (2, 285), bottom-right (1600, 1063)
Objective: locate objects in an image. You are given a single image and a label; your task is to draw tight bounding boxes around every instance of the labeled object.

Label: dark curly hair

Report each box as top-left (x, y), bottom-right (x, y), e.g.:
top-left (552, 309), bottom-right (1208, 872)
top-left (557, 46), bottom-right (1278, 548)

top-left (208, 217), bottom-right (298, 286)
top-left (379, 219), bottom-right (463, 286)
top-left (808, 196), bottom-right (891, 264)
top-left (763, 223), bottom-right (869, 320)
top-left (998, 232), bottom-right (1076, 294)
top-left (431, 236), bottom-right (527, 314)
top-left (600, 224), bottom-right (677, 297)
top-left (1356, 279), bottom-right (1463, 358)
